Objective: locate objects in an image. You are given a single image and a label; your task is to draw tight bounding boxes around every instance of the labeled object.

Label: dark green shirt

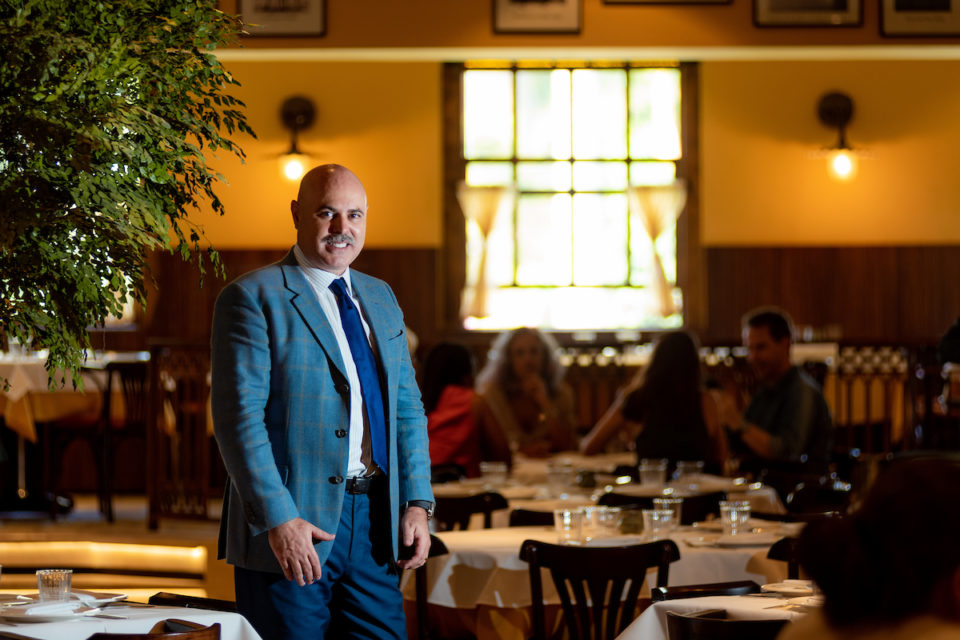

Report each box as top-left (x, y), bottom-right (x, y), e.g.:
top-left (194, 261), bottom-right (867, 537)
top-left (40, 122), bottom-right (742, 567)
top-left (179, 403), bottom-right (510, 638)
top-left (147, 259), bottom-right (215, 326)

top-left (744, 366), bottom-right (833, 464)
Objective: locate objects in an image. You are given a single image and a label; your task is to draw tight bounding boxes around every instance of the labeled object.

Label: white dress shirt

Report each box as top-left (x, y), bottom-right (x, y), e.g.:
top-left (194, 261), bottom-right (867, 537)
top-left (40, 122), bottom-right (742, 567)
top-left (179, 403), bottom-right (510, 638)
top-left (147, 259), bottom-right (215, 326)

top-left (293, 245), bottom-right (375, 478)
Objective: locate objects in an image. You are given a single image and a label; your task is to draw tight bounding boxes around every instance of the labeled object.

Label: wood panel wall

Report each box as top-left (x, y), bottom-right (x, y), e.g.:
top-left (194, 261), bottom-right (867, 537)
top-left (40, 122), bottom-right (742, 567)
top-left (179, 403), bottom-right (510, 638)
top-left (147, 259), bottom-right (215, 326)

top-left (702, 246), bottom-right (960, 345)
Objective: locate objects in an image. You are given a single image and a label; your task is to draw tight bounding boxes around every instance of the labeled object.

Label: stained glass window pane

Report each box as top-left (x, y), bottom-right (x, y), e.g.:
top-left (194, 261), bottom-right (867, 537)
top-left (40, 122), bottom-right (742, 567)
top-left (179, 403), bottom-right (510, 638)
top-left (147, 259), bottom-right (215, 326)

top-left (572, 69), bottom-right (627, 160)
top-left (629, 161), bottom-right (676, 186)
top-left (517, 69), bottom-right (571, 160)
top-left (573, 161), bottom-right (628, 191)
top-left (516, 193), bottom-right (572, 286)
top-left (517, 161), bottom-right (572, 192)
top-left (629, 68), bottom-right (681, 160)
top-left (466, 161), bottom-right (514, 186)
top-left (572, 193), bottom-right (628, 286)
top-left (464, 71), bottom-right (513, 159)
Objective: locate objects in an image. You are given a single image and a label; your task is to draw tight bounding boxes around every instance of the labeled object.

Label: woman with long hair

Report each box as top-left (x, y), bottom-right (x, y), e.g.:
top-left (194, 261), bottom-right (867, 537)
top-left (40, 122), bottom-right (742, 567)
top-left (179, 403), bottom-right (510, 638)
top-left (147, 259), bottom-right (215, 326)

top-left (579, 331), bottom-right (727, 470)
top-left (475, 328), bottom-right (576, 457)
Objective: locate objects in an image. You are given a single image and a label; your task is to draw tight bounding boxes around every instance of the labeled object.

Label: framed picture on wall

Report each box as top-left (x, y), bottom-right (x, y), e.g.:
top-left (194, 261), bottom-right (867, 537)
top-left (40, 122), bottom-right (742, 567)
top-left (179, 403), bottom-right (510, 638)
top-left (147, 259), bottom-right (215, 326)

top-left (604, 0), bottom-right (729, 4)
top-left (881, 0), bottom-right (960, 35)
top-left (239, 0), bottom-right (325, 37)
top-left (493, 0), bottom-right (582, 34)
top-left (754, 0), bottom-right (861, 26)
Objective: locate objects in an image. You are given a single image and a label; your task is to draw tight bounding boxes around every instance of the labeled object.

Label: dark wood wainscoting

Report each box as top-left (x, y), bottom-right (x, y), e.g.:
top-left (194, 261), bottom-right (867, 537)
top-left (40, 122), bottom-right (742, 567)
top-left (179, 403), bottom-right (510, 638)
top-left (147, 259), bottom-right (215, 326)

top-left (139, 247), bottom-right (441, 346)
top-left (702, 246), bottom-right (960, 345)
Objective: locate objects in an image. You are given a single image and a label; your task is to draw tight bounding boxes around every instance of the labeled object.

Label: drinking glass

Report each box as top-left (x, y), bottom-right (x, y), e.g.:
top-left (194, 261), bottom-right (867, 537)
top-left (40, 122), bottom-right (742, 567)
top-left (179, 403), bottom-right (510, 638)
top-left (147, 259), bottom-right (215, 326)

top-left (719, 500), bottom-right (752, 535)
top-left (546, 460), bottom-right (574, 498)
top-left (596, 506), bottom-right (623, 537)
top-left (642, 509), bottom-right (675, 541)
top-left (36, 569), bottom-right (72, 601)
top-left (479, 461), bottom-right (509, 487)
top-left (553, 508), bottom-right (584, 545)
top-left (638, 459), bottom-right (668, 486)
top-left (653, 497), bottom-right (684, 529)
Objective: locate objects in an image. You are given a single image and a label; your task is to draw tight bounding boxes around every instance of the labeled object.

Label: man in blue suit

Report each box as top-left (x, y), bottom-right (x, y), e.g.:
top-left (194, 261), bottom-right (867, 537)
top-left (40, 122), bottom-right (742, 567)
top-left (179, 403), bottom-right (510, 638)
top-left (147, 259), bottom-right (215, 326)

top-left (212, 164), bottom-right (434, 639)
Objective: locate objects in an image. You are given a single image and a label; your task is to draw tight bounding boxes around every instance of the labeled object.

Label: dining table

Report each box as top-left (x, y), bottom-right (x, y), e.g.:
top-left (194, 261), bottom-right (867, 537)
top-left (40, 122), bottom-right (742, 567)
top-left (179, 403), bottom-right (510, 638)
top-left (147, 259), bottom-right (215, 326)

top-left (0, 593), bottom-right (262, 640)
top-left (401, 521), bottom-right (794, 640)
top-left (616, 592), bottom-right (813, 640)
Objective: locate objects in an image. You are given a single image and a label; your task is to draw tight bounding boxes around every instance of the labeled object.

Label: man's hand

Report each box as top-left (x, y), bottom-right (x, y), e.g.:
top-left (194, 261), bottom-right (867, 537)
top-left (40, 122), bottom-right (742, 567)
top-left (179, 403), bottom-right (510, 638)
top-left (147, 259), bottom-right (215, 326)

top-left (397, 507), bottom-right (430, 570)
top-left (268, 518), bottom-right (336, 586)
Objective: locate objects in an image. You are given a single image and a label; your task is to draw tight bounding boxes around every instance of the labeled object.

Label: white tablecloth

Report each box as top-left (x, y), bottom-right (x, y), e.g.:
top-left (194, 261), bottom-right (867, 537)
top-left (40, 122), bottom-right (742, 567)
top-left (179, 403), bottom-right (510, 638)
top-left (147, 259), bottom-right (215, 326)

top-left (0, 604), bottom-right (261, 640)
top-left (403, 525), bottom-right (790, 610)
top-left (617, 594), bottom-right (808, 640)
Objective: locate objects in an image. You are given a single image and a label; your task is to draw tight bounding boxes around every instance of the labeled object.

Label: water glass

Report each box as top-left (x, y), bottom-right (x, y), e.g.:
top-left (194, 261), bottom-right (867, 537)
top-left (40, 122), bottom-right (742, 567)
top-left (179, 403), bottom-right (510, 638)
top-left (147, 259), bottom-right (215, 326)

top-left (653, 497), bottom-right (684, 529)
top-left (546, 460), bottom-right (574, 498)
top-left (595, 506), bottom-right (623, 537)
top-left (719, 500), bottom-right (752, 536)
top-left (36, 569), bottom-right (72, 601)
top-left (479, 461), bottom-right (509, 486)
top-left (673, 460), bottom-right (705, 482)
top-left (554, 508), bottom-right (584, 546)
top-left (642, 509), bottom-right (675, 541)
top-left (638, 458), bottom-right (668, 486)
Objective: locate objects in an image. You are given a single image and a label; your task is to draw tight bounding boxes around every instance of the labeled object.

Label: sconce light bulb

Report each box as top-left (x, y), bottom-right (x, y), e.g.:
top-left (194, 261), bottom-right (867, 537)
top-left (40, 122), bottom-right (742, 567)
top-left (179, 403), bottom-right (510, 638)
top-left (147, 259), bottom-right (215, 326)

top-left (828, 149), bottom-right (857, 181)
top-left (283, 155), bottom-right (307, 182)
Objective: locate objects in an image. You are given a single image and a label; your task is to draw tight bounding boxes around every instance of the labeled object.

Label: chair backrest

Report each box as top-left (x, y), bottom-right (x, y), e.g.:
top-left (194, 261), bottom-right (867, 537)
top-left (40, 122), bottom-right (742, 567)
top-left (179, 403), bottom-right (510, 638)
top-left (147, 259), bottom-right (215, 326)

top-left (651, 580), bottom-right (760, 602)
top-left (434, 492), bottom-right (508, 531)
top-left (86, 619), bottom-right (220, 639)
top-left (413, 534), bottom-right (450, 640)
top-left (766, 536), bottom-right (802, 579)
top-left (508, 508), bottom-right (556, 527)
top-left (665, 609), bottom-right (788, 640)
top-left (105, 360), bottom-right (149, 429)
top-left (785, 480), bottom-right (851, 515)
top-left (430, 463), bottom-right (467, 484)
top-left (520, 538), bottom-right (680, 640)
top-left (596, 492), bottom-right (653, 510)
top-left (675, 491), bottom-right (726, 525)
top-left (147, 592), bottom-right (236, 612)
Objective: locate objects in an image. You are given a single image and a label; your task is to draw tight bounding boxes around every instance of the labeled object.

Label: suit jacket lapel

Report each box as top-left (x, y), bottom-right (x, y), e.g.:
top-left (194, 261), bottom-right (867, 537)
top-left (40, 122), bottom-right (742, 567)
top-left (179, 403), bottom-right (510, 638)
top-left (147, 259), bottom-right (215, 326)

top-left (280, 253), bottom-right (348, 379)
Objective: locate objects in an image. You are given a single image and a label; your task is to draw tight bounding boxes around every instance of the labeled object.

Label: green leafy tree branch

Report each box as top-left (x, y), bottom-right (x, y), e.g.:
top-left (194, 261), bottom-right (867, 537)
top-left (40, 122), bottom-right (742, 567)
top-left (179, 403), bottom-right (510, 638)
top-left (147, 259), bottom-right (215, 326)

top-left (0, 0), bottom-right (254, 389)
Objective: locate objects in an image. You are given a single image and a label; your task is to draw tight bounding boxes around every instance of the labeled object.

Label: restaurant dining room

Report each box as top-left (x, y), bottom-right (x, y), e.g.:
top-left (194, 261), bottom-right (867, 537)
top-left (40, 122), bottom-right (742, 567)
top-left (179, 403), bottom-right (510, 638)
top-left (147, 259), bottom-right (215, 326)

top-left (2, 0), bottom-right (960, 639)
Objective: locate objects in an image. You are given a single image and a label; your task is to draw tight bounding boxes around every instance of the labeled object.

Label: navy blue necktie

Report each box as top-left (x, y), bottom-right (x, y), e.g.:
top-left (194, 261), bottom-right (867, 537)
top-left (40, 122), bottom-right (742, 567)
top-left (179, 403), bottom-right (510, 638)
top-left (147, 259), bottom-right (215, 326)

top-left (329, 278), bottom-right (388, 473)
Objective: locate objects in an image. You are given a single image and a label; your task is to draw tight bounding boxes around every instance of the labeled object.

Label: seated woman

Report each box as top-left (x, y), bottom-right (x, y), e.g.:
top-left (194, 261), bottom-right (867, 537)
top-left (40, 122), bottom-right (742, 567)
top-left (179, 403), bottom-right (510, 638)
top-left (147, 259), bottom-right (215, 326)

top-left (781, 455), bottom-right (960, 640)
top-left (475, 328), bottom-right (577, 457)
top-left (579, 331), bottom-right (728, 473)
top-left (421, 342), bottom-right (511, 478)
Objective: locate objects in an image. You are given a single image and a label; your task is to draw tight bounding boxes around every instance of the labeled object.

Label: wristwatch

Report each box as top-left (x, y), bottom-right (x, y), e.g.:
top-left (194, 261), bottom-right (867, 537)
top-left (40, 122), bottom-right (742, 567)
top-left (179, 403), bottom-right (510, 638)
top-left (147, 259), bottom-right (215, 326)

top-left (403, 500), bottom-right (435, 519)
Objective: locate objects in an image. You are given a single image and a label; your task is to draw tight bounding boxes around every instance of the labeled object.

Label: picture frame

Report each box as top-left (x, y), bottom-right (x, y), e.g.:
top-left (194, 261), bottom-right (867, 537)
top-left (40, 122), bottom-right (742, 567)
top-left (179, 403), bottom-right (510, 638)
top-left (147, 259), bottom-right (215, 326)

top-left (239, 0), bottom-right (325, 37)
top-left (753, 0), bottom-right (861, 26)
top-left (493, 0), bottom-right (581, 34)
top-left (604, 0), bottom-right (729, 5)
top-left (881, 0), bottom-right (960, 36)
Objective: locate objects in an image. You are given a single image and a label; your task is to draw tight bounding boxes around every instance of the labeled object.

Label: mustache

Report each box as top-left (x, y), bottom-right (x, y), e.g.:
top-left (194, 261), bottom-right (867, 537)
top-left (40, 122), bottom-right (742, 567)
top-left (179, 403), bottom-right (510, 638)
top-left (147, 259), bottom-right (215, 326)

top-left (323, 234), bottom-right (355, 245)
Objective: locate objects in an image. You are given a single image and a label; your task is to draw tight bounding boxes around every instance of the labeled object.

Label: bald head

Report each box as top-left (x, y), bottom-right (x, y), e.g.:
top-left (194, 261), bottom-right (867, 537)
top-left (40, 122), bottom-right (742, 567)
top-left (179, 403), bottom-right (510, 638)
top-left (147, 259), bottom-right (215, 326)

top-left (291, 164), bottom-right (368, 274)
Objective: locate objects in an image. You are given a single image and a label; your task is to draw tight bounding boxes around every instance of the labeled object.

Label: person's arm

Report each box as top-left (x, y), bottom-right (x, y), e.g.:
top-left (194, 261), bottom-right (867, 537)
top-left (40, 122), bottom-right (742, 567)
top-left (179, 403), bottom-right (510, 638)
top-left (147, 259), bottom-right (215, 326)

top-left (211, 282), bottom-right (334, 584)
top-left (542, 384), bottom-right (577, 452)
top-left (473, 394), bottom-right (513, 466)
top-left (701, 390), bottom-right (729, 467)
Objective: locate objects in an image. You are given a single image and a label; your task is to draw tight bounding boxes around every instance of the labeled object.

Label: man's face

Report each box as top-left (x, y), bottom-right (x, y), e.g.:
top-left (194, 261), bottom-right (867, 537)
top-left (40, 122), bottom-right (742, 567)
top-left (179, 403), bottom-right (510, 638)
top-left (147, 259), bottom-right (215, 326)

top-left (291, 169), bottom-right (367, 274)
top-left (745, 325), bottom-right (791, 384)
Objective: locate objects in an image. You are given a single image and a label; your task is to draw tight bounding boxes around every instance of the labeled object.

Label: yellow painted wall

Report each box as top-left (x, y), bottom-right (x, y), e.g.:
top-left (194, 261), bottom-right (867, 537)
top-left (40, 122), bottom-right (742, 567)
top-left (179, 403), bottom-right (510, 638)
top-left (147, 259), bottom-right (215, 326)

top-left (195, 61), bottom-right (442, 248)
top-left (701, 60), bottom-right (960, 245)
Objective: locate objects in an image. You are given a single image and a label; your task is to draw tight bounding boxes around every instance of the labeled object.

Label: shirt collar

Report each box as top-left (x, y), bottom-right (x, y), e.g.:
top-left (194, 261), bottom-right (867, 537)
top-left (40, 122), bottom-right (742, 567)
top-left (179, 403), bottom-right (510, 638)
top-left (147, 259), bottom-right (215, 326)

top-left (293, 244), bottom-right (353, 294)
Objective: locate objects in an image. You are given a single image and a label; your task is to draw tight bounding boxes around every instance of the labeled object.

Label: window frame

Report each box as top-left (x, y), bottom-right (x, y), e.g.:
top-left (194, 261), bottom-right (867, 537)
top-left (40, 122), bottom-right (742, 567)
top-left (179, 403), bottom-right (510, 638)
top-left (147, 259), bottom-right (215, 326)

top-left (440, 61), bottom-right (705, 342)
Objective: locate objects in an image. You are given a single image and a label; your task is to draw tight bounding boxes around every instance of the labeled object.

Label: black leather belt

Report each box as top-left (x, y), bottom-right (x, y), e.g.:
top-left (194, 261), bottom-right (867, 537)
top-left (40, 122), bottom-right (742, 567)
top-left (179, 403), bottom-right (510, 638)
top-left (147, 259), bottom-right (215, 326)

top-left (345, 475), bottom-right (379, 495)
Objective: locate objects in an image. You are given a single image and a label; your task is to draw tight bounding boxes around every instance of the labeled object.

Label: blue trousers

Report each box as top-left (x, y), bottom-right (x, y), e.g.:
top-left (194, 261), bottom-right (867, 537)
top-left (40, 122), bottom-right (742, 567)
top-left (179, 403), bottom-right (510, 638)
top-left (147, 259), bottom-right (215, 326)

top-left (234, 483), bottom-right (406, 639)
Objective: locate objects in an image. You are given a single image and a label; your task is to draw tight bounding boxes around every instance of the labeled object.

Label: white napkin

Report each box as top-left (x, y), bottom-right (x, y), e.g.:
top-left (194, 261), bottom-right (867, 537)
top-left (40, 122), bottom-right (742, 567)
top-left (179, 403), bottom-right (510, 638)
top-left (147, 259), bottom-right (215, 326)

top-left (21, 601), bottom-right (84, 616)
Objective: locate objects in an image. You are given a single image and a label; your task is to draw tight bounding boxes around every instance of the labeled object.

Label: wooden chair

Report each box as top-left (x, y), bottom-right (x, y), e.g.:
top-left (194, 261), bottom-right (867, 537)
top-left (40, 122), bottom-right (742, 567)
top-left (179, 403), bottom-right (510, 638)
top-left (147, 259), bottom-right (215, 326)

top-left (430, 463), bottom-right (466, 484)
top-left (434, 492), bottom-right (508, 531)
top-left (596, 492), bottom-right (651, 510)
top-left (785, 480), bottom-right (851, 515)
top-left (766, 536), bottom-right (802, 579)
top-left (410, 534), bottom-right (449, 640)
top-left (508, 508), bottom-right (556, 527)
top-left (665, 609), bottom-right (788, 640)
top-left (147, 592), bottom-right (236, 612)
top-left (520, 538), bottom-right (680, 640)
top-left (85, 619), bottom-right (220, 639)
top-left (652, 580), bottom-right (760, 601)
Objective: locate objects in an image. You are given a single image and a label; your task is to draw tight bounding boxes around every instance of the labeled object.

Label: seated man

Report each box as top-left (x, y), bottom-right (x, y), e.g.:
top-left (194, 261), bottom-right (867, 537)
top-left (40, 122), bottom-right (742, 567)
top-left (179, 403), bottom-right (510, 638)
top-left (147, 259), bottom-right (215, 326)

top-left (719, 308), bottom-right (833, 466)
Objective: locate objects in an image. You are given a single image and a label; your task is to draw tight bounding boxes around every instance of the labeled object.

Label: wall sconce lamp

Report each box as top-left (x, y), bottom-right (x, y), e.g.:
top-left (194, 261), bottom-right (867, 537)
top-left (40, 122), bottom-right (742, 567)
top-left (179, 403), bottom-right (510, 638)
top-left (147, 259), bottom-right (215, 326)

top-left (817, 91), bottom-right (857, 181)
top-left (280, 95), bottom-right (316, 182)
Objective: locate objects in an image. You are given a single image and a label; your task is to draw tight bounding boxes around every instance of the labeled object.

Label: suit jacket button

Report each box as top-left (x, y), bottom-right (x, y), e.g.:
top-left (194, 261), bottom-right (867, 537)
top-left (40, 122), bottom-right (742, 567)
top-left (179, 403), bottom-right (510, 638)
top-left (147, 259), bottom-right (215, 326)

top-left (335, 429), bottom-right (347, 438)
top-left (329, 475), bottom-right (344, 484)
top-left (336, 383), bottom-right (349, 395)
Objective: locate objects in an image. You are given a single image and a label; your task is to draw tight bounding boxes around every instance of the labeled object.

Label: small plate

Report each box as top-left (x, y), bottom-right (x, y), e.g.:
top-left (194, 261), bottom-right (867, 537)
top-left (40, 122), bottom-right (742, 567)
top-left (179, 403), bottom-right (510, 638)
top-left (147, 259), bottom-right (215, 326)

top-left (716, 533), bottom-right (779, 547)
top-left (0, 605), bottom-right (98, 623)
top-left (761, 580), bottom-right (815, 596)
top-left (13, 590), bottom-right (127, 606)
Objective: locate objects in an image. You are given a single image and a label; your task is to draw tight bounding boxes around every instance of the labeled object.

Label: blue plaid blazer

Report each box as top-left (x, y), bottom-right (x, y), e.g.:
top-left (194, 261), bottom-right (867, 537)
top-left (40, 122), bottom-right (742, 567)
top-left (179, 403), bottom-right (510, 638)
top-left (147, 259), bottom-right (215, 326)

top-left (211, 249), bottom-right (433, 573)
